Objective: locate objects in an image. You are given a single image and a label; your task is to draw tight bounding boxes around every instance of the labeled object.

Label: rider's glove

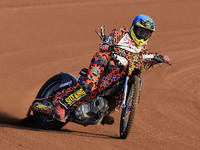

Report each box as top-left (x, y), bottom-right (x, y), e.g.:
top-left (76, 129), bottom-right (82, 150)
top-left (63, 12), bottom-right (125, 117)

top-left (163, 55), bottom-right (170, 63)
top-left (99, 44), bottom-right (109, 51)
top-left (154, 55), bottom-right (170, 63)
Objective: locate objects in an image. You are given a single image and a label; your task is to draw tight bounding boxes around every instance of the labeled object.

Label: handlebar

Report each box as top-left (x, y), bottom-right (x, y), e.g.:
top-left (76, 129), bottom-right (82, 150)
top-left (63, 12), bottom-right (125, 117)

top-left (144, 57), bottom-right (172, 70)
top-left (153, 55), bottom-right (172, 66)
top-left (110, 44), bottom-right (173, 67)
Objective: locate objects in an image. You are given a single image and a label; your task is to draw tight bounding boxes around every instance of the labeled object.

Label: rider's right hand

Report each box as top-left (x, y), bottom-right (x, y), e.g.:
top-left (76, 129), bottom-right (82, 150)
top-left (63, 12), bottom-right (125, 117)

top-left (154, 55), bottom-right (170, 64)
top-left (163, 55), bottom-right (170, 63)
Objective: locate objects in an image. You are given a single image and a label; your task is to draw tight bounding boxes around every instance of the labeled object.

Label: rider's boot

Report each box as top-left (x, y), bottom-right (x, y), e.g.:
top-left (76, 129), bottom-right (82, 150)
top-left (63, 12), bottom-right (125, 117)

top-left (52, 103), bottom-right (67, 123)
top-left (101, 113), bottom-right (114, 125)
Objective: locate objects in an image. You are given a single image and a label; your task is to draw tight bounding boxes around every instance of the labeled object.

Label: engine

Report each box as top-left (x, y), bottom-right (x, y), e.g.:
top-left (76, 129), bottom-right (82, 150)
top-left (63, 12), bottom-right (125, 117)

top-left (74, 97), bottom-right (109, 121)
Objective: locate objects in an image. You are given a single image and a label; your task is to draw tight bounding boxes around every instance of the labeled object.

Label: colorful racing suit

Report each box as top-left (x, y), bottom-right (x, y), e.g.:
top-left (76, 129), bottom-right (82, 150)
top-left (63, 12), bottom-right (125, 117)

top-left (53, 26), bottom-right (154, 110)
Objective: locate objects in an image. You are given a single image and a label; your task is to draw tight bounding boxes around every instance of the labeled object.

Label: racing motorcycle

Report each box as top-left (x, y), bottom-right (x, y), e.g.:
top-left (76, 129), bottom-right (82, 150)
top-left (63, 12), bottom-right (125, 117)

top-left (22, 27), bottom-right (172, 139)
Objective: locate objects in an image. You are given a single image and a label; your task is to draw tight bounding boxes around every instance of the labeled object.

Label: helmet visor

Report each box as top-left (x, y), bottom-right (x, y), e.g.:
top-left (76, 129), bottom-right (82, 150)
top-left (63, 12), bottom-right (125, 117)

top-left (134, 26), bottom-right (153, 41)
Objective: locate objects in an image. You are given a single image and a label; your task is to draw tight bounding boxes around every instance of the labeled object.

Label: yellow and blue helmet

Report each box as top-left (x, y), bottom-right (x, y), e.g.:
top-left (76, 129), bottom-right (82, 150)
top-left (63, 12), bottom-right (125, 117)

top-left (130, 14), bottom-right (155, 46)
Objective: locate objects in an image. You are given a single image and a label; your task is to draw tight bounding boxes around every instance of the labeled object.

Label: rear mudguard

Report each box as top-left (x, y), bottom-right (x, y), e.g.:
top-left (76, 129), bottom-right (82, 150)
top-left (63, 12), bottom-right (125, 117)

top-left (59, 72), bottom-right (78, 88)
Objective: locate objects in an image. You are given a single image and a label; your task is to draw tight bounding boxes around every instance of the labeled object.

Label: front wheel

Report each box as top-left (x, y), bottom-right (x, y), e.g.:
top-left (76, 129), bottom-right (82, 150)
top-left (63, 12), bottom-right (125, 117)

top-left (120, 75), bottom-right (140, 139)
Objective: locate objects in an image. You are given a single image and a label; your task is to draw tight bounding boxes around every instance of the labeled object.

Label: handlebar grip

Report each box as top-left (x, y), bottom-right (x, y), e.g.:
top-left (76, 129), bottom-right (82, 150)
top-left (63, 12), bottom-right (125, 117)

top-left (161, 59), bottom-right (172, 66)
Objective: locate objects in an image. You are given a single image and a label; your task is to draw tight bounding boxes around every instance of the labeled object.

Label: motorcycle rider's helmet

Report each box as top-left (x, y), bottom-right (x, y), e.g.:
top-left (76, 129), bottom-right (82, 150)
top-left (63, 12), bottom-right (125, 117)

top-left (130, 14), bottom-right (155, 46)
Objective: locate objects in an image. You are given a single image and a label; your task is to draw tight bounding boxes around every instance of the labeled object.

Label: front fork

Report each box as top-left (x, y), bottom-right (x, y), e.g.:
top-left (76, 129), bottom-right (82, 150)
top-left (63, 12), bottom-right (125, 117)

top-left (121, 71), bottom-right (143, 109)
top-left (121, 76), bottom-right (129, 109)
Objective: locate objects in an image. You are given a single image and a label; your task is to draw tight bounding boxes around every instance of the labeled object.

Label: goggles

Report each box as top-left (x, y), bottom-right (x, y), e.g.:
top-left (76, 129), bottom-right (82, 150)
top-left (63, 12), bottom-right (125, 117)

top-left (133, 26), bottom-right (153, 41)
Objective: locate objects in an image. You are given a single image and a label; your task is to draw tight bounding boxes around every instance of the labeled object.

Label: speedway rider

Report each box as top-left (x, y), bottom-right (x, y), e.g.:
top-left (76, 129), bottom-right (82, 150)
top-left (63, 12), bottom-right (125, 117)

top-left (47, 14), bottom-right (170, 124)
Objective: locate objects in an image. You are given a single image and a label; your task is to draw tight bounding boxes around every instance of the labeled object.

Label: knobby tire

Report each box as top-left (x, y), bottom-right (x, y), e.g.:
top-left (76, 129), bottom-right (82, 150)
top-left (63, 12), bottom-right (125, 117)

top-left (33, 74), bottom-right (66, 130)
top-left (120, 75), bottom-right (140, 139)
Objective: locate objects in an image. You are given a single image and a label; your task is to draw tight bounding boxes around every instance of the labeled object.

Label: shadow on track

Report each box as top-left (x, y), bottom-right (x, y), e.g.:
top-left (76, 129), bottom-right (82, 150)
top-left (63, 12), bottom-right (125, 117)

top-left (58, 128), bottom-right (120, 139)
top-left (0, 111), bottom-right (21, 125)
top-left (0, 111), bottom-right (38, 129)
top-left (0, 111), bottom-right (120, 139)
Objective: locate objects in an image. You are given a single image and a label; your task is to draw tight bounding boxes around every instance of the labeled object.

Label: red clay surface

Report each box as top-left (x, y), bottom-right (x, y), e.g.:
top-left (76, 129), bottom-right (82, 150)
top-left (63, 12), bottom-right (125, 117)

top-left (0, 0), bottom-right (200, 149)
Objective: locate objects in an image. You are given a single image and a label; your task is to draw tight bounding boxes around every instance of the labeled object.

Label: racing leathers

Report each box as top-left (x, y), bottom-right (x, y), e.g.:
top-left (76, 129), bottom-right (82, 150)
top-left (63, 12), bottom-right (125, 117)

top-left (52, 26), bottom-right (160, 121)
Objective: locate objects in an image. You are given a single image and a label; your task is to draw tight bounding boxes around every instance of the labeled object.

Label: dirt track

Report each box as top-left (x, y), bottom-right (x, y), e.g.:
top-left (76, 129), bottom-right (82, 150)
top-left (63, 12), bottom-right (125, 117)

top-left (0, 0), bottom-right (200, 149)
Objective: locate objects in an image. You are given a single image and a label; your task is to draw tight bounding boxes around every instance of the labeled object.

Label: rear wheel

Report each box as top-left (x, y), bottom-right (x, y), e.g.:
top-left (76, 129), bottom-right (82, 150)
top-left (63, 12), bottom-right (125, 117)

top-left (33, 74), bottom-right (76, 130)
top-left (120, 75), bottom-right (140, 139)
